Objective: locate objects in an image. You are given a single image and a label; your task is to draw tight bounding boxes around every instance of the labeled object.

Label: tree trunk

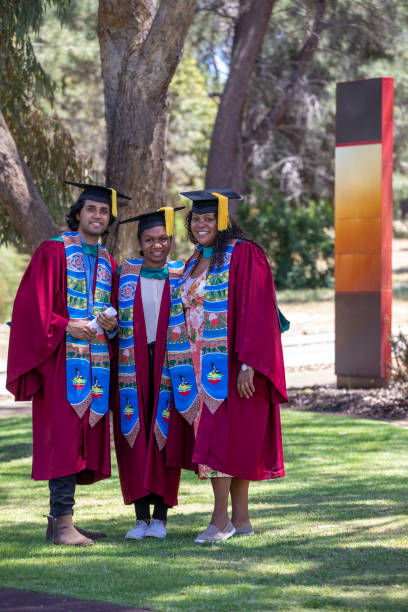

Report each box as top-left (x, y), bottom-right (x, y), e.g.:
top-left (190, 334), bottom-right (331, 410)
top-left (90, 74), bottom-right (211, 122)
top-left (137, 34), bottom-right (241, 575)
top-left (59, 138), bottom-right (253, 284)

top-left (0, 110), bottom-right (59, 253)
top-left (205, 0), bottom-right (277, 195)
top-left (205, 0), bottom-right (327, 204)
top-left (99, 0), bottom-right (198, 260)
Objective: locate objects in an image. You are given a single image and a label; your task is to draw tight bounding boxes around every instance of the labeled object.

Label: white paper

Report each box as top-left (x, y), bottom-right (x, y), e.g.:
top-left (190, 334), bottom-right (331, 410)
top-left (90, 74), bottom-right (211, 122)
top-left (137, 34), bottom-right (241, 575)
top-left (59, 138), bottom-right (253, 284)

top-left (88, 306), bottom-right (117, 335)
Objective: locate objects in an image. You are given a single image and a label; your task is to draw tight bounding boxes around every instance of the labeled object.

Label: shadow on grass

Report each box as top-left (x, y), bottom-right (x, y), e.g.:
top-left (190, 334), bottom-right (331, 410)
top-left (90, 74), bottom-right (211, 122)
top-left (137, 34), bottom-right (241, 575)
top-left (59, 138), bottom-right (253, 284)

top-left (1, 413), bottom-right (407, 611)
top-left (1, 516), bottom-right (407, 611)
top-left (0, 442), bottom-right (32, 462)
top-left (0, 416), bottom-right (32, 462)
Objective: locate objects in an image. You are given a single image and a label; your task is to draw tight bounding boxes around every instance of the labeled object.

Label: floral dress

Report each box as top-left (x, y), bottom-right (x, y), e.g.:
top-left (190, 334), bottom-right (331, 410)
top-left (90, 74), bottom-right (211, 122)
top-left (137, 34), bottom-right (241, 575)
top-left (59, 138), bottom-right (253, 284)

top-left (181, 269), bottom-right (231, 480)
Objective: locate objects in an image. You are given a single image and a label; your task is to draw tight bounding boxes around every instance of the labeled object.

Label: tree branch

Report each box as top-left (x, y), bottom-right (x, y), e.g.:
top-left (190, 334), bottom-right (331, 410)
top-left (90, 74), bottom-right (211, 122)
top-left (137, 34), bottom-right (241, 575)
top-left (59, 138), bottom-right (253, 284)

top-left (0, 110), bottom-right (59, 253)
top-left (130, 0), bottom-right (198, 99)
top-left (246, 0), bottom-right (328, 151)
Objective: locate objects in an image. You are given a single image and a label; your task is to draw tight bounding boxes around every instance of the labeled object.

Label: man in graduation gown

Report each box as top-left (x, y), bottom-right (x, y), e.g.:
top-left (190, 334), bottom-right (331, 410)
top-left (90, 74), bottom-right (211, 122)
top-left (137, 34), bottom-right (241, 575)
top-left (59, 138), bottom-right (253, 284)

top-left (113, 206), bottom-right (195, 540)
top-left (7, 182), bottom-right (128, 546)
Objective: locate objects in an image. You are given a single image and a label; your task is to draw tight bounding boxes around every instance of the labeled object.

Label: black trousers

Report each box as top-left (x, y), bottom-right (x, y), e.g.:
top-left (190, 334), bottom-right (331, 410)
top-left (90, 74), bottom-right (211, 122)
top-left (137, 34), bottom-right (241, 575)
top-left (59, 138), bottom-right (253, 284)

top-left (134, 494), bottom-right (168, 522)
top-left (49, 474), bottom-right (77, 517)
top-left (133, 341), bottom-right (168, 522)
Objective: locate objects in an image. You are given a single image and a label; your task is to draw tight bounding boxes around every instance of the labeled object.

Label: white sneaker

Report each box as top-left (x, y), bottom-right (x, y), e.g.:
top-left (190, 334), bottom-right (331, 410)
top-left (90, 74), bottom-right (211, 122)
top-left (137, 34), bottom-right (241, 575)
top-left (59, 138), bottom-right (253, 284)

top-left (145, 519), bottom-right (167, 539)
top-left (125, 520), bottom-right (149, 540)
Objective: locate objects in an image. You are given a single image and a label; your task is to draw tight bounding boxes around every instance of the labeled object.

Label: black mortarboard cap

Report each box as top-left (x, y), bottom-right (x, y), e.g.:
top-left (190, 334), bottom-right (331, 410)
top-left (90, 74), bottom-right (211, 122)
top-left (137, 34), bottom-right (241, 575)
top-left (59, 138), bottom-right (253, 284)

top-left (180, 188), bottom-right (242, 230)
top-left (119, 206), bottom-right (185, 236)
top-left (180, 188), bottom-right (242, 214)
top-left (64, 181), bottom-right (131, 217)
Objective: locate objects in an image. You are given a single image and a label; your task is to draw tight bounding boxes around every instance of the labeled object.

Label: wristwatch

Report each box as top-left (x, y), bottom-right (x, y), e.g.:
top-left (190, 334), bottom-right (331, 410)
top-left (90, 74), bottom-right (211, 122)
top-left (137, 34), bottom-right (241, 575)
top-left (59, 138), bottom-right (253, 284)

top-left (240, 363), bottom-right (253, 372)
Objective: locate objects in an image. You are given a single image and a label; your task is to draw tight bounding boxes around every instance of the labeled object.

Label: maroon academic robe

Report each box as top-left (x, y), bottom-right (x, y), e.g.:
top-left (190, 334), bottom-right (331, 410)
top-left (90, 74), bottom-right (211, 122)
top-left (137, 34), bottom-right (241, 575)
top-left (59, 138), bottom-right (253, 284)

top-left (112, 277), bottom-right (191, 507)
top-left (191, 240), bottom-right (287, 480)
top-left (6, 240), bottom-right (117, 484)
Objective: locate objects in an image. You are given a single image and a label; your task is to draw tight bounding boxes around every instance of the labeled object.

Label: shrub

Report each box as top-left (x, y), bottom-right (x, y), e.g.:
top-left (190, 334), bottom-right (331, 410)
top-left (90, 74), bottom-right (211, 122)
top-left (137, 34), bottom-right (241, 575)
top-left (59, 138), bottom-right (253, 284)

top-left (238, 188), bottom-right (334, 289)
top-left (390, 331), bottom-right (408, 387)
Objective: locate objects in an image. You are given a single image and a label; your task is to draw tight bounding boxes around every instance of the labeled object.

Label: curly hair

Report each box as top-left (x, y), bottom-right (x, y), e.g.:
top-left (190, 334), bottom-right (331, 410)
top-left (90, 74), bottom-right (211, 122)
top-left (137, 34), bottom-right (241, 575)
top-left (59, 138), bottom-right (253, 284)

top-left (66, 198), bottom-right (114, 232)
top-left (185, 210), bottom-right (254, 269)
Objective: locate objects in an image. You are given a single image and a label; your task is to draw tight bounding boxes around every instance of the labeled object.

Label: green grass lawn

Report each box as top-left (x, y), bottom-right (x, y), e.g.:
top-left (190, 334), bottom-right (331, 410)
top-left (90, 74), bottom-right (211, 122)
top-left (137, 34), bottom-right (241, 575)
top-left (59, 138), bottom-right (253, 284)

top-left (0, 410), bottom-right (407, 611)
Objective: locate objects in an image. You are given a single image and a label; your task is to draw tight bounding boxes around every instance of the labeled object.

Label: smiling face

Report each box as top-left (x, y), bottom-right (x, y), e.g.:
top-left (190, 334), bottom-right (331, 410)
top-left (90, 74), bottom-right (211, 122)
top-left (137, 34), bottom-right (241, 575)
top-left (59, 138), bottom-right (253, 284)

top-left (140, 225), bottom-right (171, 268)
top-left (190, 212), bottom-right (218, 247)
top-left (76, 199), bottom-right (111, 243)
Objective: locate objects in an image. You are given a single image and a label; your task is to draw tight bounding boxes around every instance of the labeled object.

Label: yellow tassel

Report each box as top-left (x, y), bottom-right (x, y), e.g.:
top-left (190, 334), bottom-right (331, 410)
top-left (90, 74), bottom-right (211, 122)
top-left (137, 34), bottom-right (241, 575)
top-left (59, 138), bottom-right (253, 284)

top-left (212, 192), bottom-right (230, 231)
top-left (110, 188), bottom-right (117, 217)
top-left (159, 206), bottom-right (174, 236)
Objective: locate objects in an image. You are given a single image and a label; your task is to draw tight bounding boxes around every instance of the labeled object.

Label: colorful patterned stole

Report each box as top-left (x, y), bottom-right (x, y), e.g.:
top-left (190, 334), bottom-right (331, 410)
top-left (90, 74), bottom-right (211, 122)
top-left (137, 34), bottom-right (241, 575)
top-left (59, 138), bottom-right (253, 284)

top-left (62, 232), bottom-right (113, 427)
top-left (118, 259), bottom-right (187, 449)
top-left (167, 241), bottom-right (237, 414)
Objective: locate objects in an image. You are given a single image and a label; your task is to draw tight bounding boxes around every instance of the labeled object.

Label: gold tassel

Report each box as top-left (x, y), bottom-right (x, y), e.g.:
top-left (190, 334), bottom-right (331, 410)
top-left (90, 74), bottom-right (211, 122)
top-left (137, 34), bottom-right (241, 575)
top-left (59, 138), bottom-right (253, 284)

top-left (159, 206), bottom-right (174, 236)
top-left (110, 188), bottom-right (118, 217)
top-left (212, 192), bottom-right (230, 231)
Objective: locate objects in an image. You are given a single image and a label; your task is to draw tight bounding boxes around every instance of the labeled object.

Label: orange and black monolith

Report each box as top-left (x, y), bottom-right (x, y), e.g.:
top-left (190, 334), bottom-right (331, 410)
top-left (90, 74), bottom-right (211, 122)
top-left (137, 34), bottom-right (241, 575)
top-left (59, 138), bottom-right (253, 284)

top-left (335, 78), bottom-right (393, 388)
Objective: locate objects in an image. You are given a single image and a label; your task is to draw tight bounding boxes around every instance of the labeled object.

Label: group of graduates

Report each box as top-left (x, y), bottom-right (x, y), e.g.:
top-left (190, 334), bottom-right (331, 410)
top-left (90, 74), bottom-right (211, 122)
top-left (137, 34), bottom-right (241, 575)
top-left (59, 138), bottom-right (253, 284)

top-left (7, 182), bottom-right (287, 546)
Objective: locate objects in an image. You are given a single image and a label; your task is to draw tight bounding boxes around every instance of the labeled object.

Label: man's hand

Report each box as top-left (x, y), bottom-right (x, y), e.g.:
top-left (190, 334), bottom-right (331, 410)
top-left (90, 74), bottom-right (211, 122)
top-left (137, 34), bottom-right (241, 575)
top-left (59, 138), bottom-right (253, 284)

top-left (96, 308), bottom-right (117, 332)
top-left (237, 368), bottom-right (255, 399)
top-left (66, 319), bottom-right (97, 341)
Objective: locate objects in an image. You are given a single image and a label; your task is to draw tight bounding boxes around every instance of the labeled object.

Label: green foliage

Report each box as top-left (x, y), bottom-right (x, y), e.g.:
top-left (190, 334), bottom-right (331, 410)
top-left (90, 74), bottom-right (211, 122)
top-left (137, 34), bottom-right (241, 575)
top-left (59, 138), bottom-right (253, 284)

top-left (0, 246), bottom-right (29, 322)
top-left (253, 0), bottom-right (408, 205)
top-left (0, 0), bottom-right (93, 245)
top-left (0, 0), bottom-right (70, 111)
top-left (167, 50), bottom-right (218, 197)
top-left (33, 0), bottom-right (105, 177)
top-left (239, 188), bottom-right (334, 289)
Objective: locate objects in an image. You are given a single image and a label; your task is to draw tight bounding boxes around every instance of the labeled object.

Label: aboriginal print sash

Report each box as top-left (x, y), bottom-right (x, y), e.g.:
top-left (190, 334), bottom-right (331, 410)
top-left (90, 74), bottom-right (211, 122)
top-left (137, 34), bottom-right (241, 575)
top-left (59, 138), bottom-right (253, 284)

top-left (168, 241), bottom-right (237, 414)
top-left (62, 232), bottom-right (113, 427)
top-left (118, 259), bottom-right (188, 449)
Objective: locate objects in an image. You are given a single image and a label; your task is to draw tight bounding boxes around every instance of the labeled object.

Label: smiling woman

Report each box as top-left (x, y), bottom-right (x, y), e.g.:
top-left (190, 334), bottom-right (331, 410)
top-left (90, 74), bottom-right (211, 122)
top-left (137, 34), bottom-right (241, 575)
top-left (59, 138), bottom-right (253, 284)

top-left (139, 226), bottom-right (172, 267)
top-left (167, 188), bottom-right (287, 544)
top-left (112, 206), bottom-right (191, 541)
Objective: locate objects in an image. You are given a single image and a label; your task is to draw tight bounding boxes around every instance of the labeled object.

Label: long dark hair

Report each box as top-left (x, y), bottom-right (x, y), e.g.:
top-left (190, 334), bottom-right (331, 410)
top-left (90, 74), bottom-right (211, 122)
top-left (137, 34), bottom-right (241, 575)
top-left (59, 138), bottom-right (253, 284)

top-left (185, 210), bottom-right (253, 269)
top-left (66, 198), bottom-right (114, 231)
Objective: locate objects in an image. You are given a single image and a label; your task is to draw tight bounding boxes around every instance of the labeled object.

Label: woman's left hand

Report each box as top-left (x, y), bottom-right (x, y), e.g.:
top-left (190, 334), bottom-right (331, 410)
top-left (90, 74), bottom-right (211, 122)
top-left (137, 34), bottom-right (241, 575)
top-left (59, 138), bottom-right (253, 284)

top-left (237, 369), bottom-right (255, 399)
top-left (96, 309), bottom-right (117, 332)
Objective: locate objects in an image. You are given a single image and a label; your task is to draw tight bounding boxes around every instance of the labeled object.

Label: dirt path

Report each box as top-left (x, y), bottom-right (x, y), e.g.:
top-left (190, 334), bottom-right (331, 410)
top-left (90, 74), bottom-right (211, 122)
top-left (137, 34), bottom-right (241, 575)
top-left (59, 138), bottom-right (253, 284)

top-left (282, 237), bottom-right (408, 387)
top-left (0, 588), bottom-right (152, 611)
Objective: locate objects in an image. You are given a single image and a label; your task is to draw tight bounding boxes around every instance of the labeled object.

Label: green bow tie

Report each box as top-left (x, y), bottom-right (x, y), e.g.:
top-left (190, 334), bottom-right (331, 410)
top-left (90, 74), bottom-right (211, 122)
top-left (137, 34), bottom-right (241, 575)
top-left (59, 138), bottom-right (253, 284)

top-left (140, 266), bottom-right (169, 280)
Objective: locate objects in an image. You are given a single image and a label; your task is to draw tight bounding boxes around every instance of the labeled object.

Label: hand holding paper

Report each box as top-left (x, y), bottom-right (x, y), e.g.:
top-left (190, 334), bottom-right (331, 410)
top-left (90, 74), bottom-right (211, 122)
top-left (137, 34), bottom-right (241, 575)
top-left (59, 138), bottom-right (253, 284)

top-left (89, 306), bottom-right (117, 334)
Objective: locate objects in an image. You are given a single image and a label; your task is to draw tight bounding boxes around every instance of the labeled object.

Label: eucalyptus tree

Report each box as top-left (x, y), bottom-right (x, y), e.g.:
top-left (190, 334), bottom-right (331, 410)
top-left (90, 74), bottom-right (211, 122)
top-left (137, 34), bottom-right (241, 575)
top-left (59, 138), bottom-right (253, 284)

top-left (0, 0), bottom-right (198, 257)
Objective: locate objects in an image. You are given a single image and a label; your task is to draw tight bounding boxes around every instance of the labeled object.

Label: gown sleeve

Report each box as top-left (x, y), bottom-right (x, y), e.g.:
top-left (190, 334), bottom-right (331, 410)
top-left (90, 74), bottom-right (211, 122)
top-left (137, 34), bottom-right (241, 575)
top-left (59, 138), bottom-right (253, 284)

top-left (231, 240), bottom-right (288, 404)
top-left (6, 241), bottom-right (69, 400)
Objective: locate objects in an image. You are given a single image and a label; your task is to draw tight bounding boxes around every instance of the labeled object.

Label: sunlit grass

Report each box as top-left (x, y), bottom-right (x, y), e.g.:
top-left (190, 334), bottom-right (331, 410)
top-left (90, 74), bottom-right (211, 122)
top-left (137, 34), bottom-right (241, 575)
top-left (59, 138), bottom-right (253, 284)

top-left (0, 411), bottom-right (407, 611)
top-left (0, 246), bottom-right (29, 323)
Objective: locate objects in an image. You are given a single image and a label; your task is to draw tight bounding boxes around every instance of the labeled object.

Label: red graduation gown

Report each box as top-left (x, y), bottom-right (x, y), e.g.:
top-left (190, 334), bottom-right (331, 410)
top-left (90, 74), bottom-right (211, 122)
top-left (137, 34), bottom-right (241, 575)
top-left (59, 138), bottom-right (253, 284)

top-left (192, 240), bottom-right (287, 480)
top-left (6, 240), bottom-right (117, 484)
top-left (112, 278), bottom-right (190, 507)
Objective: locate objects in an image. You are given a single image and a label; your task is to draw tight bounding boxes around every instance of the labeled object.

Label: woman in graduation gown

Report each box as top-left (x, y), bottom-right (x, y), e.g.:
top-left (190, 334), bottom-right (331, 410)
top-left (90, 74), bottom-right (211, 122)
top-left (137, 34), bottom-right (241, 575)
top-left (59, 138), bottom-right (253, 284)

top-left (167, 189), bottom-right (287, 543)
top-left (113, 206), bottom-right (194, 540)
